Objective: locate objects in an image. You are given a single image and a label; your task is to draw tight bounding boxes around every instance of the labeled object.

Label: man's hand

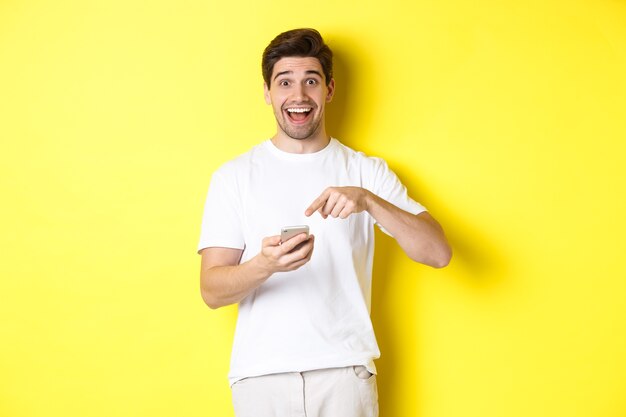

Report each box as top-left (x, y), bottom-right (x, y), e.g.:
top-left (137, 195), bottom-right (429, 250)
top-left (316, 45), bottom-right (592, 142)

top-left (200, 232), bottom-right (315, 309)
top-left (256, 233), bottom-right (315, 274)
top-left (305, 186), bottom-right (371, 219)
top-left (303, 185), bottom-right (451, 267)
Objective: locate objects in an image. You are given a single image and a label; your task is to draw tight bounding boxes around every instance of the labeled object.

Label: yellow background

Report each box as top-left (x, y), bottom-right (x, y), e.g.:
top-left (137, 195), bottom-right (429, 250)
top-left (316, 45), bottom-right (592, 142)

top-left (2, 1), bottom-right (625, 416)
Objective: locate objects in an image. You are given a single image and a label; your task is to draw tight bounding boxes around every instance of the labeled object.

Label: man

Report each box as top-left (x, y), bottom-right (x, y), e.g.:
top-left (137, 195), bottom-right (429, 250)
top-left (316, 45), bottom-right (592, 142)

top-left (198, 28), bottom-right (451, 417)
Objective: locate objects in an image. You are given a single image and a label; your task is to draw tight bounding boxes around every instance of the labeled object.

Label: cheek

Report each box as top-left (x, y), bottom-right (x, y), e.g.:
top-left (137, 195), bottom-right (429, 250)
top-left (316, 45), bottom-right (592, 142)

top-left (273, 103), bottom-right (285, 117)
top-left (272, 94), bottom-right (285, 108)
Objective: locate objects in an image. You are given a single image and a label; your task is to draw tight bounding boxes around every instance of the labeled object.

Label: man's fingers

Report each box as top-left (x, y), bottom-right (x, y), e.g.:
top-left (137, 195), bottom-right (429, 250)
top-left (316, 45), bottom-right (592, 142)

top-left (280, 232), bottom-right (310, 253)
top-left (329, 195), bottom-right (348, 218)
top-left (305, 198), bottom-right (325, 217)
top-left (263, 235), bottom-right (282, 247)
top-left (288, 254), bottom-right (312, 270)
top-left (307, 187), bottom-right (363, 220)
top-left (303, 237), bottom-right (315, 260)
top-left (338, 206), bottom-right (353, 219)
top-left (305, 189), bottom-right (331, 217)
top-left (260, 234), bottom-right (314, 273)
top-left (283, 235), bottom-right (315, 268)
top-left (321, 193), bottom-right (340, 217)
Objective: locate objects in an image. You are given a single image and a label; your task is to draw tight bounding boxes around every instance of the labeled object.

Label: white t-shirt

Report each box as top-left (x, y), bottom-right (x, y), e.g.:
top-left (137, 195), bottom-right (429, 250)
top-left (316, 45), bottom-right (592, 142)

top-left (198, 138), bottom-right (426, 386)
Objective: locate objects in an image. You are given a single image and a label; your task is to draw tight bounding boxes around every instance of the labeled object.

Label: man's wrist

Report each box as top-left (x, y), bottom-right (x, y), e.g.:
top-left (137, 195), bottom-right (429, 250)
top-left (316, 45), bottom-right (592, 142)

top-left (363, 188), bottom-right (377, 213)
top-left (248, 254), bottom-right (274, 281)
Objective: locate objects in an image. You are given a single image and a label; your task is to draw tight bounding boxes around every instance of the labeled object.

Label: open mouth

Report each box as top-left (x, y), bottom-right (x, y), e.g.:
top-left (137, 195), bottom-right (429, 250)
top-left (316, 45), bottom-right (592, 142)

top-left (285, 107), bottom-right (312, 123)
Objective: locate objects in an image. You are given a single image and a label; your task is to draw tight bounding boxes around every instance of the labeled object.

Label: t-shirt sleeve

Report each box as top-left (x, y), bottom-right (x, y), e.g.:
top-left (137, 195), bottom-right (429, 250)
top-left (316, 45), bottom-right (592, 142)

top-left (197, 169), bottom-right (245, 253)
top-left (369, 157), bottom-right (427, 236)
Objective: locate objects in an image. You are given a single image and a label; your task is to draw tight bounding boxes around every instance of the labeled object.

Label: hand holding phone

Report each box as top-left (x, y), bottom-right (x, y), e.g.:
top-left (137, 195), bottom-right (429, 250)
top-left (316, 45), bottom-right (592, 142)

top-left (257, 226), bottom-right (314, 274)
top-left (280, 225), bottom-right (311, 253)
top-left (280, 225), bottom-right (310, 243)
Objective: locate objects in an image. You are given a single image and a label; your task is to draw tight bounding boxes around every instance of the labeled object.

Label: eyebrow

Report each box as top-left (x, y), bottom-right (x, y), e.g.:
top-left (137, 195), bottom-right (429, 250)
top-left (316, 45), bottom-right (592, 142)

top-left (273, 70), bottom-right (323, 81)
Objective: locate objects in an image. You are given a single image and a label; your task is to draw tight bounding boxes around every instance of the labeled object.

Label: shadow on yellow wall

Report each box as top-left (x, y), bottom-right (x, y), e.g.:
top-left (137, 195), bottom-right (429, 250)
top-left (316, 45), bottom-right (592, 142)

top-left (327, 39), bottom-right (512, 414)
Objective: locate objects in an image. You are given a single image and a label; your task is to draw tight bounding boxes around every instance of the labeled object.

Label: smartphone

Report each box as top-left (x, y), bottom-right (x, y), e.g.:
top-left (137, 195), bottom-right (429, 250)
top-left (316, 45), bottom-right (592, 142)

top-left (280, 225), bottom-right (310, 243)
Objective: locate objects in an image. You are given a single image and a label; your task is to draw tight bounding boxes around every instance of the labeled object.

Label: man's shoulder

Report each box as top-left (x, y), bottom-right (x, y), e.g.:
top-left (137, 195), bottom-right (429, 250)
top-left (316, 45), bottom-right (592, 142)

top-left (213, 140), bottom-right (269, 176)
top-left (333, 138), bottom-right (388, 171)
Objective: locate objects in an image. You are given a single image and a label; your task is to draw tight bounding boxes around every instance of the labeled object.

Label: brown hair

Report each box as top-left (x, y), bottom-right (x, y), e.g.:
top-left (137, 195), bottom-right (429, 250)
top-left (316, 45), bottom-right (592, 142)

top-left (262, 28), bottom-right (333, 89)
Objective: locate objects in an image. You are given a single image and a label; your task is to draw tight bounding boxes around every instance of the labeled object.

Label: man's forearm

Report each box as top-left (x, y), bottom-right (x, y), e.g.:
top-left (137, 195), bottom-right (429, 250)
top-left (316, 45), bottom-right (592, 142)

top-left (365, 191), bottom-right (452, 268)
top-left (200, 256), bottom-right (271, 309)
top-left (200, 234), bottom-right (315, 309)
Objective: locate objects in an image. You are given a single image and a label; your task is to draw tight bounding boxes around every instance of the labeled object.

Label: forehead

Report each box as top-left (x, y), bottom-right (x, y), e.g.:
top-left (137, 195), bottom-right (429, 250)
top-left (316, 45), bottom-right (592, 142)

top-left (271, 57), bottom-right (324, 80)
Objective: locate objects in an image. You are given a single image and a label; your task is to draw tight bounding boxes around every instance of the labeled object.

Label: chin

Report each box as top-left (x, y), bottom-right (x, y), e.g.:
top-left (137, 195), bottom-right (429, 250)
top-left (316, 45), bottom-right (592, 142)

top-left (281, 123), bottom-right (321, 141)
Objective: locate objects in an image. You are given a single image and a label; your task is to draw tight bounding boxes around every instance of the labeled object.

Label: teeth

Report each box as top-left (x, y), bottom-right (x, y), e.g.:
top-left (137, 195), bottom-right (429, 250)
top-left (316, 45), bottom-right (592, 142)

top-left (286, 108), bottom-right (311, 113)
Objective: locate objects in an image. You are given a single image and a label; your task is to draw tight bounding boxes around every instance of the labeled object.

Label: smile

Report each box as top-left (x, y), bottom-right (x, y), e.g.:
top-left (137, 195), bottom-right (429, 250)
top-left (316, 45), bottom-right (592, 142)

top-left (285, 107), bottom-right (313, 123)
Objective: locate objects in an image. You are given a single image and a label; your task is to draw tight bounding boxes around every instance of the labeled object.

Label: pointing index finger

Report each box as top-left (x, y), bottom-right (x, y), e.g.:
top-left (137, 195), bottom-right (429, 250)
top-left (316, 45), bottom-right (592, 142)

top-left (305, 189), bottom-right (330, 217)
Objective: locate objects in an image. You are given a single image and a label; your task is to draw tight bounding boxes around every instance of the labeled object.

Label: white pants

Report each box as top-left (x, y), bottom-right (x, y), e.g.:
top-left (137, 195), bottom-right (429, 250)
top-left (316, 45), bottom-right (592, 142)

top-left (231, 366), bottom-right (379, 417)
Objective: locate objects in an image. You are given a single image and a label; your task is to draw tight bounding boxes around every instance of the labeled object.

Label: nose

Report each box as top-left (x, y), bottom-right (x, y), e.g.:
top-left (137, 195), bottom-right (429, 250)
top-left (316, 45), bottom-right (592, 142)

top-left (293, 83), bottom-right (308, 102)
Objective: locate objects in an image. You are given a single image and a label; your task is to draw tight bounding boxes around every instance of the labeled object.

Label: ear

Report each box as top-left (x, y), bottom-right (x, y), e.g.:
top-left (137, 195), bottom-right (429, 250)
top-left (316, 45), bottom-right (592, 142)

top-left (326, 78), bottom-right (335, 103)
top-left (264, 82), bottom-right (271, 105)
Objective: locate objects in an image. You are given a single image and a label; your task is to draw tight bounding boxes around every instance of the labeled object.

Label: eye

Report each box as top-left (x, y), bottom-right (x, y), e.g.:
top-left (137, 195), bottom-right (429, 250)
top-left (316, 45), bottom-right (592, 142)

top-left (279, 80), bottom-right (289, 87)
top-left (306, 79), bottom-right (317, 86)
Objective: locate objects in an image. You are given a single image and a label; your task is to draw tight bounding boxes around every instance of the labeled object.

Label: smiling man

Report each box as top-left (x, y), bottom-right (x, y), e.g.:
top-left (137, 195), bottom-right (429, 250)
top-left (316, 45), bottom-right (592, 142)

top-left (264, 55), bottom-right (332, 143)
top-left (198, 28), bottom-right (451, 417)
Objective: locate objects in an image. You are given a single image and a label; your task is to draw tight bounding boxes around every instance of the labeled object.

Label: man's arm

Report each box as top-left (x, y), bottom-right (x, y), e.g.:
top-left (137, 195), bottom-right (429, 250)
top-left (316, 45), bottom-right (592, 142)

top-left (200, 233), bottom-right (315, 309)
top-left (305, 186), bottom-right (451, 268)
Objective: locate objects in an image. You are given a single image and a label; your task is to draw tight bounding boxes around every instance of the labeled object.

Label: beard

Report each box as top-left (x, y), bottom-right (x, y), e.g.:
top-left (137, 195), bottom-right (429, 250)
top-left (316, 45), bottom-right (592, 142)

top-left (275, 110), bottom-right (323, 140)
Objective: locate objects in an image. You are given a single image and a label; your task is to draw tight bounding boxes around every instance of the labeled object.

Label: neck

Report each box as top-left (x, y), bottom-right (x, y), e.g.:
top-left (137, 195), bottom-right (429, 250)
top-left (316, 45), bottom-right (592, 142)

top-left (271, 128), bottom-right (331, 154)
